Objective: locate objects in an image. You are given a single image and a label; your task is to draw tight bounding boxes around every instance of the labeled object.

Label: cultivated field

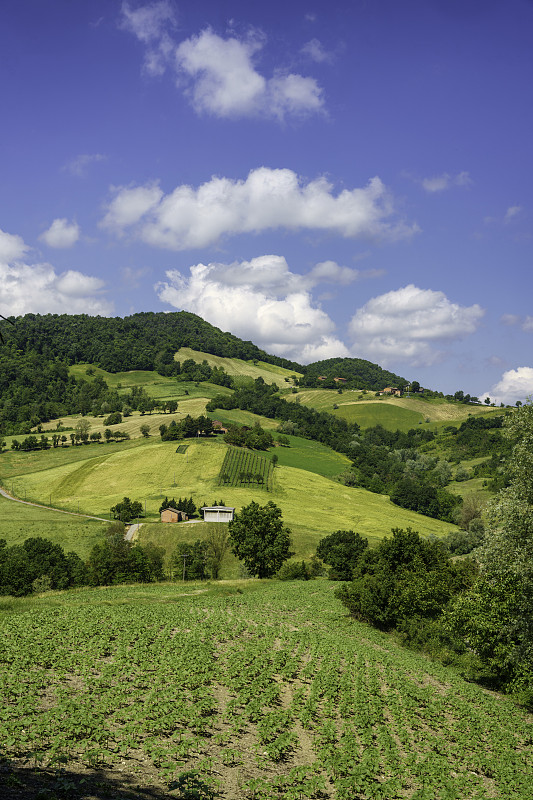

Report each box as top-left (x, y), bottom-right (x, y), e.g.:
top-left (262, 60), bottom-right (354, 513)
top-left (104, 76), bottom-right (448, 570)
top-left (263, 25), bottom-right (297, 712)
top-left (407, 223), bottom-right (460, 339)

top-left (0, 580), bottom-right (530, 800)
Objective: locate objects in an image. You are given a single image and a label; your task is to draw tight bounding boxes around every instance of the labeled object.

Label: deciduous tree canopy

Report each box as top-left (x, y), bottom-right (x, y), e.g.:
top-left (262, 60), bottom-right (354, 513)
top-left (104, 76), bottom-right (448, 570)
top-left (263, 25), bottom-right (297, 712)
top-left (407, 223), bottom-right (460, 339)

top-left (228, 501), bottom-right (292, 578)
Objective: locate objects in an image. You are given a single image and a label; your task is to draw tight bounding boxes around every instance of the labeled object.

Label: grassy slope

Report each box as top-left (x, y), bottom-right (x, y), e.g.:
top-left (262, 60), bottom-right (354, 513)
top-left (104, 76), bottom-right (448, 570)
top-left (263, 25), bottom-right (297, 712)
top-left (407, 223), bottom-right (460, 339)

top-left (69, 363), bottom-right (233, 402)
top-left (288, 389), bottom-right (504, 432)
top-left (33, 397), bottom-right (212, 441)
top-left (0, 495), bottom-right (108, 557)
top-left (176, 347), bottom-right (302, 383)
top-left (3, 436), bottom-right (456, 572)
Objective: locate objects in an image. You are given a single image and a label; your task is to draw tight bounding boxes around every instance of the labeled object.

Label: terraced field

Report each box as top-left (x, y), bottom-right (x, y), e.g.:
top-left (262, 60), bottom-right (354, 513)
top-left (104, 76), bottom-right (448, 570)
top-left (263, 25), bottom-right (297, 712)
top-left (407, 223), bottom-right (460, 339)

top-left (1, 581), bottom-right (530, 800)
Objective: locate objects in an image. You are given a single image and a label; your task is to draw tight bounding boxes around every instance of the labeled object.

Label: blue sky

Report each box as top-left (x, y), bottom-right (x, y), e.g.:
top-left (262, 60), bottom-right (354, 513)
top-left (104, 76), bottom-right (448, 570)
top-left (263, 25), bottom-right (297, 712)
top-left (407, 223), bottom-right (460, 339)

top-left (1, 0), bottom-right (532, 403)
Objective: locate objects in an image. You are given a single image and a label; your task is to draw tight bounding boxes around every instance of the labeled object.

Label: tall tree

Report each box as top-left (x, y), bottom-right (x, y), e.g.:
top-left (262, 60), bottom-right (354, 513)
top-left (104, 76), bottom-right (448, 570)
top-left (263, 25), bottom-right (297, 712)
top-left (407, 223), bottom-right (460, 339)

top-left (446, 403), bottom-right (533, 696)
top-left (228, 501), bottom-right (292, 578)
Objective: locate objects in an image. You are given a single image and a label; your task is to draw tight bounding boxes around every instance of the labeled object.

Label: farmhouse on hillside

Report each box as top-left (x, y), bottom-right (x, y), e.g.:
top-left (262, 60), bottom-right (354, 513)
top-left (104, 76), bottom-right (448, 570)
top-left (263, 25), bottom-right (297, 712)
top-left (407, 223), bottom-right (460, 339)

top-left (161, 508), bottom-right (188, 523)
top-left (201, 506), bottom-right (235, 522)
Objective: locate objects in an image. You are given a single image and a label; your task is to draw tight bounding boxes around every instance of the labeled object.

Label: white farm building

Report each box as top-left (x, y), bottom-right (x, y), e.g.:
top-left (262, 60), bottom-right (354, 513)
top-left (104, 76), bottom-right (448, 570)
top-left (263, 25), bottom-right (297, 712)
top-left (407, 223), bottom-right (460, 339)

top-left (201, 506), bottom-right (235, 523)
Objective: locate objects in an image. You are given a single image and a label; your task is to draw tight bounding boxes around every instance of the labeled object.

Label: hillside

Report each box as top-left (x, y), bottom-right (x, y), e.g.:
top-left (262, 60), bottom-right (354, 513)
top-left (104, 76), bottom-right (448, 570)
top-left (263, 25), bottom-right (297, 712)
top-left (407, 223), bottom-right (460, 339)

top-left (1, 580), bottom-right (531, 800)
top-left (4, 311), bottom-right (302, 373)
top-left (1, 433), bottom-right (457, 575)
top-left (287, 388), bottom-right (504, 432)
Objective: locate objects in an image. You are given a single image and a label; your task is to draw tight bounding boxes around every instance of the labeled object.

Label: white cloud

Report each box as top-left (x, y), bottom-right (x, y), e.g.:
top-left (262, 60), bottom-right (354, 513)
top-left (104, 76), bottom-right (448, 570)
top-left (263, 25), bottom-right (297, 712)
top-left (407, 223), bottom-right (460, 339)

top-left (155, 256), bottom-right (349, 362)
top-left (348, 284), bottom-right (484, 366)
top-left (0, 229), bottom-right (28, 262)
top-left (0, 229), bottom-right (112, 316)
top-left (421, 171), bottom-right (472, 193)
top-left (176, 28), bottom-right (324, 119)
top-left (300, 38), bottom-right (333, 63)
top-left (63, 153), bottom-right (106, 178)
top-left (500, 314), bottom-right (533, 332)
top-left (481, 367), bottom-right (533, 406)
top-left (120, 5), bottom-right (324, 120)
top-left (120, 1), bottom-right (177, 76)
top-left (102, 183), bottom-right (163, 231)
top-left (190, 255), bottom-right (363, 296)
top-left (121, 0), bottom-right (175, 42)
top-left (40, 218), bottom-right (80, 249)
top-left (101, 167), bottom-right (418, 249)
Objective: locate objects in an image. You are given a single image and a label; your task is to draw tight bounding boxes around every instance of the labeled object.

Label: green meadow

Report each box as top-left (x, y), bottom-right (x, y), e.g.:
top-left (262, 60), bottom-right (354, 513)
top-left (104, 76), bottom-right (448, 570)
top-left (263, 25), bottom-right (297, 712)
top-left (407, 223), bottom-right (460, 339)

top-left (69, 363), bottom-right (233, 402)
top-left (288, 389), bottom-right (504, 431)
top-left (1, 433), bottom-right (456, 572)
top-left (0, 494), bottom-right (108, 558)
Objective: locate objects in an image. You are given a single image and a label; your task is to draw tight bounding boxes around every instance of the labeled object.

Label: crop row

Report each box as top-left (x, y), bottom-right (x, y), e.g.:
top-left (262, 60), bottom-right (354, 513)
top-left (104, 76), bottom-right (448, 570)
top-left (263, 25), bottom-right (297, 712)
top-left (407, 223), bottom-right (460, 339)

top-left (0, 582), bottom-right (531, 799)
top-left (218, 446), bottom-right (273, 490)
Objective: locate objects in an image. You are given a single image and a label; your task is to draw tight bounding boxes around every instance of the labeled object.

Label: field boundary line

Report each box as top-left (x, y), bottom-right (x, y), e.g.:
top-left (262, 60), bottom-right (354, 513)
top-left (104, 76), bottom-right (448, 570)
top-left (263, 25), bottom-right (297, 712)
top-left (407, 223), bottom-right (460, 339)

top-left (0, 485), bottom-right (109, 522)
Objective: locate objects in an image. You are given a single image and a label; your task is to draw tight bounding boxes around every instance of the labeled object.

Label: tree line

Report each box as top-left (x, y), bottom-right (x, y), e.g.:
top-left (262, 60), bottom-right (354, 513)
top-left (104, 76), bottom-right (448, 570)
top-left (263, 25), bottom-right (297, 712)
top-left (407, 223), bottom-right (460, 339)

top-left (314, 403), bottom-right (533, 706)
top-left (206, 377), bottom-right (358, 454)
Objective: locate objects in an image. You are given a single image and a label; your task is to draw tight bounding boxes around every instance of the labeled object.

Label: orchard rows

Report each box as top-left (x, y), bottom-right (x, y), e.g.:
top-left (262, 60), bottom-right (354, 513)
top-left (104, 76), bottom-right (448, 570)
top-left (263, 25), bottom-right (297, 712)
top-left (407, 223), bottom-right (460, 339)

top-left (218, 447), bottom-right (273, 490)
top-left (0, 582), bottom-right (531, 799)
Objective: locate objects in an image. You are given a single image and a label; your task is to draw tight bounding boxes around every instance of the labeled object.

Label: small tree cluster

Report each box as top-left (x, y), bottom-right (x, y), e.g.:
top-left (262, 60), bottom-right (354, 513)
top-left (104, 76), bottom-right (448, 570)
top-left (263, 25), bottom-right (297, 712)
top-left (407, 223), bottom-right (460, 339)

top-left (87, 524), bottom-right (164, 585)
top-left (160, 415), bottom-right (213, 441)
top-left (110, 497), bottom-right (144, 522)
top-left (336, 528), bottom-right (476, 635)
top-left (223, 422), bottom-right (274, 450)
top-left (0, 537), bottom-right (88, 596)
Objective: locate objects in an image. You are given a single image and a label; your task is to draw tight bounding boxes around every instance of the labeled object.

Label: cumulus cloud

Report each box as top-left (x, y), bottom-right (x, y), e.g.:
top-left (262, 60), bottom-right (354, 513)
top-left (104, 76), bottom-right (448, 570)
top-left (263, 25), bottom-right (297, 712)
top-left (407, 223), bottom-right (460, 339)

top-left (120, 3), bottom-right (324, 120)
top-left (348, 284), bottom-right (484, 366)
top-left (0, 229), bottom-right (112, 316)
top-left (187, 255), bottom-right (364, 296)
top-left (421, 171), bottom-right (472, 193)
top-left (176, 28), bottom-right (324, 119)
top-left (40, 218), bottom-right (80, 249)
top-left (63, 153), bottom-right (106, 178)
top-left (155, 255), bottom-right (350, 362)
top-left (481, 367), bottom-right (533, 406)
top-left (0, 229), bottom-right (28, 262)
top-left (101, 167), bottom-right (417, 249)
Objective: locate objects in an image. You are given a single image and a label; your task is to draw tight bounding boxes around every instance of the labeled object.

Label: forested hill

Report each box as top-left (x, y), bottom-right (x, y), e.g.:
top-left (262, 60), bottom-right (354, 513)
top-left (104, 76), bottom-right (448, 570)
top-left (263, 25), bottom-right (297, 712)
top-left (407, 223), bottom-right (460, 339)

top-left (301, 357), bottom-right (407, 389)
top-left (4, 312), bottom-right (303, 373)
top-left (5, 313), bottom-right (409, 390)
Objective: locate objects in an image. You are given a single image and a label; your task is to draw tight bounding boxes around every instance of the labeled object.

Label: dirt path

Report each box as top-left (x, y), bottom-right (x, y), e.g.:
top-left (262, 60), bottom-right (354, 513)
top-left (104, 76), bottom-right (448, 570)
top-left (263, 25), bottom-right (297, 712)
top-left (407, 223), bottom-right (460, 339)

top-left (0, 485), bottom-right (109, 523)
top-left (125, 522), bottom-right (143, 541)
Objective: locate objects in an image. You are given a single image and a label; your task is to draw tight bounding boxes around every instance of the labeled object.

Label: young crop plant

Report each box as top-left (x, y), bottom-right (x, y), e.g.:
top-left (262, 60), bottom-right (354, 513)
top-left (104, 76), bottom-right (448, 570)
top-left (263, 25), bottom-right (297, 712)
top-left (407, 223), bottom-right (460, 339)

top-left (0, 581), bottom-right (531, 798)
